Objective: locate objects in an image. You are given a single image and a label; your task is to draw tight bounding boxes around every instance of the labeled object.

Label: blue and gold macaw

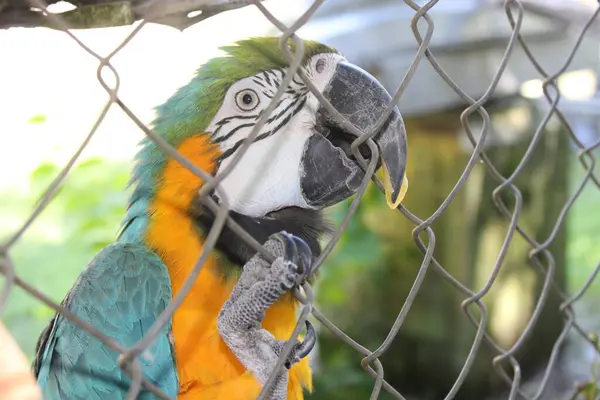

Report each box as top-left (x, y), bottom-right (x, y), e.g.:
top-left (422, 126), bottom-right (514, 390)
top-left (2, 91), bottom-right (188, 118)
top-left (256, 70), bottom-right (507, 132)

top-left (33, 37), bottom-right (408, 400)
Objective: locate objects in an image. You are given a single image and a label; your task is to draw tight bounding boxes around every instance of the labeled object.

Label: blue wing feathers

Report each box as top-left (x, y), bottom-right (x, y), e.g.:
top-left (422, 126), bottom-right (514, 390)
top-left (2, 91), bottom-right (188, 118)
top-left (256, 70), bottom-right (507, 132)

top-left (35, 242), bottom-right (179, 400)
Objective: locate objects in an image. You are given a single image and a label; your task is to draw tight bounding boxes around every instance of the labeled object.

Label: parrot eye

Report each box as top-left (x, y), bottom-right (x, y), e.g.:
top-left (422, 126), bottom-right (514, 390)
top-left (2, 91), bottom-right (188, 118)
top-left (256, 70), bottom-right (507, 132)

top-left (235, 89), bottom-right (260, 112)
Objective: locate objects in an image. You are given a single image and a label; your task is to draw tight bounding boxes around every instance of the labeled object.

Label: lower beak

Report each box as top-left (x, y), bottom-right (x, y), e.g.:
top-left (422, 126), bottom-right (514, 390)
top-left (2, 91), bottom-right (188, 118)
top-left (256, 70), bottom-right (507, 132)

top-left (300, 61), bottom-right (408, 209)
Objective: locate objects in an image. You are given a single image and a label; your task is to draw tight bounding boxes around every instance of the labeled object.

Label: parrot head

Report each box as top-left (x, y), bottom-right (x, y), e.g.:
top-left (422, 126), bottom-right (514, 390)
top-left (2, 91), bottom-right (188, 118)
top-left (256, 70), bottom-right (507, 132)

top-left (126, 36), bottom-right (408, 263)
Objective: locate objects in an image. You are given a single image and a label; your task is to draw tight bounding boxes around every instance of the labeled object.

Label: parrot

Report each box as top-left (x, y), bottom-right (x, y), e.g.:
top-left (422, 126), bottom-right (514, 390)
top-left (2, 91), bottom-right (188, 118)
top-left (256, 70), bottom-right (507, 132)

top-left (32, 36), bottom-right (408, 400)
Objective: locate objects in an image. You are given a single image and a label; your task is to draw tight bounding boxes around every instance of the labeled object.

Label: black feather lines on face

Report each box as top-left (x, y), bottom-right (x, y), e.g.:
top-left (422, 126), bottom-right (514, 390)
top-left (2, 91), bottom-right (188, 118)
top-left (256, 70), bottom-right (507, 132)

top-left (216, 93), bottom-right (306, 162)
top-left (189, 195), bottom-right (333, 269)
top-left (213, 68), bottom-right (308, 163)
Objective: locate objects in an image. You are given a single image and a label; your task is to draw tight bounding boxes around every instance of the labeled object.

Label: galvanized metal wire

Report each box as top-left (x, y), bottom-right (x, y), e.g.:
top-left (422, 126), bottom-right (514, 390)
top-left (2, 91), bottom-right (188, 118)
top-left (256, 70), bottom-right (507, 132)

top-left (1, 0), bottom-right (599, 399)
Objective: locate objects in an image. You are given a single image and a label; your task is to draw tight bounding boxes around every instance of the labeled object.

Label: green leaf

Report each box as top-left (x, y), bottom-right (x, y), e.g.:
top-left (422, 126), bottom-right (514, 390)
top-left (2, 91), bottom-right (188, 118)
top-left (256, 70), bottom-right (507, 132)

top-left (30, 161), bottom-right (60, 182)
top-left (30, 304), bottom-right (55, 320)
top-left (28, 114), bottom-right (47, 124)
top-left (75, 157), bottom-right (104, 171)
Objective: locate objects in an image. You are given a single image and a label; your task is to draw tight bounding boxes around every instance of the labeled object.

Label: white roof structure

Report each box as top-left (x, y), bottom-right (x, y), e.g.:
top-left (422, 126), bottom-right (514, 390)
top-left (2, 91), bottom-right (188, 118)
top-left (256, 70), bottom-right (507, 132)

top-left (296, 0), bottom-right (600, 115)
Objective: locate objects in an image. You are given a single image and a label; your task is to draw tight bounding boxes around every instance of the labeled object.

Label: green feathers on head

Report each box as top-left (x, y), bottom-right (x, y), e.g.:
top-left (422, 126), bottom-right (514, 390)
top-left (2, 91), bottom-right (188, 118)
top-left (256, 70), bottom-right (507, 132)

top-left (151, 36), bottom-right (339, 149)
top-left (119, 36), bottom-right (339, 241)
top-left (138, 36), bottom-right (339, 175)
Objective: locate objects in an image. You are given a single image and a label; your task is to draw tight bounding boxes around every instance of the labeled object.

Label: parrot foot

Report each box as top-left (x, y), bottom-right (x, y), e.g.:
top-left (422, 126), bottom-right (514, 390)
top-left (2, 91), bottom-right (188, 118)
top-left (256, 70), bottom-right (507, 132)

top-left (217, 231), bottom-right (316, 399)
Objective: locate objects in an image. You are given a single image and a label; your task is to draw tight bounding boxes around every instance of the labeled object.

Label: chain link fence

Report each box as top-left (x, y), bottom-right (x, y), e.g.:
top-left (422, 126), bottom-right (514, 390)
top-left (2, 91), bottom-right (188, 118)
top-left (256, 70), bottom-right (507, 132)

top-left (1, 0), bottom-right (599, 399)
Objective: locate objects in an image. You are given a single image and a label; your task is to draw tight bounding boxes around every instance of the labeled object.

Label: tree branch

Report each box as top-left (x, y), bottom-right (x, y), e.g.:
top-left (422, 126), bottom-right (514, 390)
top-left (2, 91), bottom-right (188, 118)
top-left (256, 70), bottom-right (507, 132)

top-left (0, 0), bottom-right (266, 31)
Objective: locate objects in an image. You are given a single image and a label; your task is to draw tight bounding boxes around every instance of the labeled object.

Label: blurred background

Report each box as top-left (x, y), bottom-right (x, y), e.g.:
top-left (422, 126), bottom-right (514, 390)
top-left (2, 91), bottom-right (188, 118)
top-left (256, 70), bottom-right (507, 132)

top-left (1, 0), bottom-right (600, 399)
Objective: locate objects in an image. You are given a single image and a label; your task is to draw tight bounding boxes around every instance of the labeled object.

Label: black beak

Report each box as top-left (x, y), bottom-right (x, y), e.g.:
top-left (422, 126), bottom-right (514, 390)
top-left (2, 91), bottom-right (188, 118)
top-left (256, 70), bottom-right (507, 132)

top-left (300, 61), bottom-right (408, 209)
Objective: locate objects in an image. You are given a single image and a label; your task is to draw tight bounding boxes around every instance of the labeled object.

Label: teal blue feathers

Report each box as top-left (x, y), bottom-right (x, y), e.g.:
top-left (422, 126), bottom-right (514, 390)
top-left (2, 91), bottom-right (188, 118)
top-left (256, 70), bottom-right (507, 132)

top-left (35, 243), bottom-right (178, 400)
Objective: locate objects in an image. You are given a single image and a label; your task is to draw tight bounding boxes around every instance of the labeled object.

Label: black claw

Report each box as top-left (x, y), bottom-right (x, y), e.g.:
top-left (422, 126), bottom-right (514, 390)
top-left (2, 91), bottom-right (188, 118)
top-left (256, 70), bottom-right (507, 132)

top-left (270, 231), bottom-right (314, 284)
top-left (285, 320), bottom-right (317, 370)
top-left (272, 231), bottom-right (297, 264)
top-left (291, 236), bottom-right (313, 281)
top-left (296, 320), bottom-right (316, 359)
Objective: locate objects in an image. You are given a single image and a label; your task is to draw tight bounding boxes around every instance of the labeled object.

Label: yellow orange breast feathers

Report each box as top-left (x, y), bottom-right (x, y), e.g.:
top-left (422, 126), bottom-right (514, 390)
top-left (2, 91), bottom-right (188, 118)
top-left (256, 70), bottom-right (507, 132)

top-left (145, 134), bottom-right (312, 399)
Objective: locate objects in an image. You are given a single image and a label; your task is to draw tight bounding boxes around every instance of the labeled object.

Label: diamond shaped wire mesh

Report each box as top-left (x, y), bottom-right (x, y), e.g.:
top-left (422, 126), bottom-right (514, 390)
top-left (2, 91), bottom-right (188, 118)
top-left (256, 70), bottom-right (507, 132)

top-left (1, 1), bottom-right (599, 399)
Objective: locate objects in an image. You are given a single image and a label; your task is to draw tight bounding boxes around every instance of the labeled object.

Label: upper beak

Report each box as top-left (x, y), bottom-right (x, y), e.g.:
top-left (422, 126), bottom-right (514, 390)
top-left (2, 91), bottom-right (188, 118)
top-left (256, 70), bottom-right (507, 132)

top-left (300, 61), bottom-right (408, 209)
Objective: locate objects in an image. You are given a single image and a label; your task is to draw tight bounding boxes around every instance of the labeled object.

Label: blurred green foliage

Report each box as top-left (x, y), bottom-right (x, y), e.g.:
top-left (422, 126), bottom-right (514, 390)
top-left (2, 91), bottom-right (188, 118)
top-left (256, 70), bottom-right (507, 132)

top-left (27, 114), bottom-right (47, 124)
top-left (568, 333), bottom-right (600, 400)
top-left (566, 152), bottom-right (600, 295)
top-left (309, 149), bottom-right (600, 398)
top-left (0, 156), bottom-right (130, 357)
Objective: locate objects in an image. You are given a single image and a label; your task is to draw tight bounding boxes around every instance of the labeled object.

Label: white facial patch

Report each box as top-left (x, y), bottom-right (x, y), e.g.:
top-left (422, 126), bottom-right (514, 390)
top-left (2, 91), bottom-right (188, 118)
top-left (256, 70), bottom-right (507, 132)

top-left (206, 52), bottom-right (347, 217)
top-left (217, 128), bottom-right (311, 217)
